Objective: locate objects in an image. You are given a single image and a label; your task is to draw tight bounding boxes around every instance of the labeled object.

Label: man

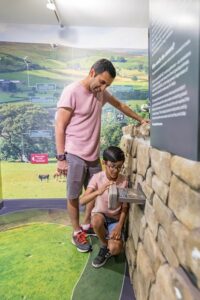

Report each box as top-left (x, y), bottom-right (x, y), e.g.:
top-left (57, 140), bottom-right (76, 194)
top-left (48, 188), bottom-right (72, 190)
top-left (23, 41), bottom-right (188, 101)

top-left (55, 58), bottom-right (148, 252)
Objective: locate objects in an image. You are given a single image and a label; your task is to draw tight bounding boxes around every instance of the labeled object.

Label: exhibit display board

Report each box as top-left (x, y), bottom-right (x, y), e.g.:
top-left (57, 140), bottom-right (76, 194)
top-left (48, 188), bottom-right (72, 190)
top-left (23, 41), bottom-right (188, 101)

top-left (149, 0), bottom-right (200, 161)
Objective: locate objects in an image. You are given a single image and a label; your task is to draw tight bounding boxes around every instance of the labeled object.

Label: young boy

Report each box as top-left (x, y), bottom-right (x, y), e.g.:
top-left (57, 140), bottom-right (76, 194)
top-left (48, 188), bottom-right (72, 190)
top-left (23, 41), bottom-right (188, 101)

top-left (80, 146), bottom-right (128, 268)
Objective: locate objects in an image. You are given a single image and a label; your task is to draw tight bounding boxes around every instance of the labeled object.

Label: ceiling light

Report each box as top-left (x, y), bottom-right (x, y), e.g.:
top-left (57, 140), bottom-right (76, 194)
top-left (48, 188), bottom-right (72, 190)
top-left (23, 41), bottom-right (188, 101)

top-left (46, 0), bottom-right (56, 11)
top-left (46, 0), bottom-right (64, 28)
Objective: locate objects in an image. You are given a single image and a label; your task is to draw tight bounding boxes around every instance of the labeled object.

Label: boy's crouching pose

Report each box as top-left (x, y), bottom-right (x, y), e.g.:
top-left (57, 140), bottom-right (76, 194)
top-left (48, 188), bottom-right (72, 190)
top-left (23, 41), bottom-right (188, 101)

top-left (80, 146), bottom-right (128, 268)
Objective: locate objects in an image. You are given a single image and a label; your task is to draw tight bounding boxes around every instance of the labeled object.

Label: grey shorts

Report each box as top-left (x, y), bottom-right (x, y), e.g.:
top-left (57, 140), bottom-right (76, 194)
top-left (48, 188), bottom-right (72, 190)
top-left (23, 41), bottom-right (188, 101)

top-left (66, 153), bottom-right (102, 199)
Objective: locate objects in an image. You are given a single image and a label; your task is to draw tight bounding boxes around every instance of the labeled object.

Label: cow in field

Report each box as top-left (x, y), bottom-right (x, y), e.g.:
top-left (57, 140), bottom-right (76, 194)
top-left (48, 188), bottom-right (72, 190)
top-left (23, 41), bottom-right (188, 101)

top-left (53, 171), bottom-right (66, 182)
top-left (38, 174), bottom-right (49, 181)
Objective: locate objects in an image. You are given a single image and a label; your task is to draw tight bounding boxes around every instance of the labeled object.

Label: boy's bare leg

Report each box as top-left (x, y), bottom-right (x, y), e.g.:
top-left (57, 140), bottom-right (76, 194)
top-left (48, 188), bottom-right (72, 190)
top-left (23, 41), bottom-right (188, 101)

top-left (108, 239), bottom-right (123, 255)
top-left (92, 213), bottom-right (107, 246)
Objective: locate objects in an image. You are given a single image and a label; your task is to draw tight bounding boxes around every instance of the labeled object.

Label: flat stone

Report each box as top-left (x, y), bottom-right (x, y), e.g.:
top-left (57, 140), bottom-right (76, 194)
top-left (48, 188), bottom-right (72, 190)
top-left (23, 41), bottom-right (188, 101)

top-left (144, 200), bottom-right (159, 239)
top-left (134, 243), bottom-right (155, 300)
top-left (171, 266), bottom-right (200, 300)
top-left (171, 156), bottom-right (200, 190)
top-left (149, 264), bottom-right (177, 300)
top-left (137, 143), bottom-right (150, 177)
top-left (150, 148), bottom-right (171, 184)
top-left (169, 220), bottom-right (190, 267)
top-left (158, 226), bottom-right (179, 267)
top-left (153, 193), bottom-right (176, 235)
top-left (142, 181), bottom-right (154, 203)
top-left (185, 228), bottom-right (200, 289)
top-left (143, 227), bottom-right (166, 273)
top-left (168, 175), bottom-right (200, 229)
top-left (152, 175), bottom-right (169, 204)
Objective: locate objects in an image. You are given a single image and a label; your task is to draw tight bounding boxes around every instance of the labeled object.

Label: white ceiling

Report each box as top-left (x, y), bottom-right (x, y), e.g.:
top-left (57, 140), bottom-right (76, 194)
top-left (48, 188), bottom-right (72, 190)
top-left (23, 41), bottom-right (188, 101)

top-left (0, 0), bottom-right (149, 28)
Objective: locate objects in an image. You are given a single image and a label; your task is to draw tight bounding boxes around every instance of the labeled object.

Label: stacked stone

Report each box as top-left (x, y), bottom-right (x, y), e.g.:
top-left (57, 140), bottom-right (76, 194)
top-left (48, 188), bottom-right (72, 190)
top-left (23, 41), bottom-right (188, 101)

top-left (121, 124), bottom-right (200, 300)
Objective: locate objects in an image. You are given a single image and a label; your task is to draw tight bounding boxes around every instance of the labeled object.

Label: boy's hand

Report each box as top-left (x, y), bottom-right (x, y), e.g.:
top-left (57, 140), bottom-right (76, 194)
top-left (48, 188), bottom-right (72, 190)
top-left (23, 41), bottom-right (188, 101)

top-left (110, 224), bottom-right (122, 240)
top-left (97, 182), bottom-right (112, 195)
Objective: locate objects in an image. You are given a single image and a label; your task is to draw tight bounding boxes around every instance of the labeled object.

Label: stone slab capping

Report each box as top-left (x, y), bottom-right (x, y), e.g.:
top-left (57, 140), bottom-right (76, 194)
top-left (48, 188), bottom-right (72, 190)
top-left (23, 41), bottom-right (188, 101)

top-left (121, 124), bottom-right (200, 300)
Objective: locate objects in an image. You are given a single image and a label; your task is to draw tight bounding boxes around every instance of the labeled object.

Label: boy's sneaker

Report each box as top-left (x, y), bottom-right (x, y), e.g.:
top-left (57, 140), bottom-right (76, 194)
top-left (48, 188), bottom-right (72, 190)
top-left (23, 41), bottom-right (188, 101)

top-left (92, 246), bottom-right (111, 268)
top-left (72, 231), bottom-right (92, 253)
top-left (81, 225), bottom-right (97, 236)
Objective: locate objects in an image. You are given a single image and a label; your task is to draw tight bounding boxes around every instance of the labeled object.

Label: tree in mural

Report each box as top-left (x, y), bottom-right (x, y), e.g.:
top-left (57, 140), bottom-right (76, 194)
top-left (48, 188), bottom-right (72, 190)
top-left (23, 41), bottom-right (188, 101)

top-left (100, 106), bottom-right (149, 155)
top-left (0, 102), bottom-right (54, 161)
top-left (100, 122), bottom-right (125, 153)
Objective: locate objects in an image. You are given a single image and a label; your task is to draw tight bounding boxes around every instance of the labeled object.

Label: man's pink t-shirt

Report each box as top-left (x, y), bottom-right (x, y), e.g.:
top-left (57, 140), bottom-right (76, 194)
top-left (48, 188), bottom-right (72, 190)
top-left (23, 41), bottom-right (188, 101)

top-left (88, 171), bottom-right (128, 219)
top-left (57, 81), bottom-right (110, 161)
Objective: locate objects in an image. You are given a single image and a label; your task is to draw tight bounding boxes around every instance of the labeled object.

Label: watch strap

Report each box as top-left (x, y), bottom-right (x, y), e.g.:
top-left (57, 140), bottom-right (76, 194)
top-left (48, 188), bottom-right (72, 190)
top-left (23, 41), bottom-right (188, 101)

top-left (56, 154), bottom-right (66, 161)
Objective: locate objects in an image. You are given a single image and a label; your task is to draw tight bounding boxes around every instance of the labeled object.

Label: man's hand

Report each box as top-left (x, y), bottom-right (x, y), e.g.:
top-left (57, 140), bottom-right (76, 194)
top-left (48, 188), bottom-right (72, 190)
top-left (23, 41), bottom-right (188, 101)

top-left (141, 119), bottom-right (150, 125)
top-left (56, 160), bottom-right (68, 176)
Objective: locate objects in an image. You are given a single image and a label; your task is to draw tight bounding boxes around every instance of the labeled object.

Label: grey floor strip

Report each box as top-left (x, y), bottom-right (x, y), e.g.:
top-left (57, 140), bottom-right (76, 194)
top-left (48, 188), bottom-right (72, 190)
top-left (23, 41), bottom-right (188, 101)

top-left (120, 261), bottom-right (136, 300)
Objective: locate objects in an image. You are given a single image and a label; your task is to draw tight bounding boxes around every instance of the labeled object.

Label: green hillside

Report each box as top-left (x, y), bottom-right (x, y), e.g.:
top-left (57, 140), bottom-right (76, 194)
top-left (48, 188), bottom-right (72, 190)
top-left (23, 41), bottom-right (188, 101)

top-left (0, 42), bottom-right (148, 106)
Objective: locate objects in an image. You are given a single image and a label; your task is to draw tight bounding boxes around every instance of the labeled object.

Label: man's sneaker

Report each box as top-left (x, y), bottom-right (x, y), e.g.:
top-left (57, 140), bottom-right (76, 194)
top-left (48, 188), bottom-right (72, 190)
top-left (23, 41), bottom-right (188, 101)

top-left (92, 246), bottom-right (111, 268)
top-left (72, 231), bottom-right (92, 253)
top-left (81, 225), bottom-right (97, 236)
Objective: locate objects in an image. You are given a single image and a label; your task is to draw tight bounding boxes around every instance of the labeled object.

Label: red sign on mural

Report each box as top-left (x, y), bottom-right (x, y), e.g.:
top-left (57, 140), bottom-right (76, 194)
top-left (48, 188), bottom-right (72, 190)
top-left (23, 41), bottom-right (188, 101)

top-left (31, 153), bottom-right (48, 164)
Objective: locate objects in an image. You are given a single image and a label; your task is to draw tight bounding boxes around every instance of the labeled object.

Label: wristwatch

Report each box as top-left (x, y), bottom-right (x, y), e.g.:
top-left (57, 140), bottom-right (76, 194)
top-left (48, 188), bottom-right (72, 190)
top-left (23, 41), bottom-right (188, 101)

top-left (56, 154), bottom-right (66, 161)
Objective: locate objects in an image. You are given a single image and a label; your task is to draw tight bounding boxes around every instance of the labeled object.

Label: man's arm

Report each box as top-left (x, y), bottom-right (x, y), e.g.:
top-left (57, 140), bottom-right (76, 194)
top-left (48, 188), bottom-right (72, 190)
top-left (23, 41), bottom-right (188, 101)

top-left (106, 93), bottom-right (149, 124)
top-left (55, 107), bottom-right (72, 175)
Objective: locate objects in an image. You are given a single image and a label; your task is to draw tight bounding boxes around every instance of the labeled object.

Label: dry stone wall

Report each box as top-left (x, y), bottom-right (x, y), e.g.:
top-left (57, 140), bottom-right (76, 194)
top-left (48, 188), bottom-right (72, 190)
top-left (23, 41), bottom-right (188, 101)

top-left (120, 124), bottom-right (200, 300)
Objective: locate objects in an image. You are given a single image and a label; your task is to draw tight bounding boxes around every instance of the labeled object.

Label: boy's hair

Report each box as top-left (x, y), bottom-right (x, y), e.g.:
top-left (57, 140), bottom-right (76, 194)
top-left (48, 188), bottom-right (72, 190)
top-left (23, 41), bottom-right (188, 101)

top-left (103, 146), bottom-right (125, 162)
top-left (91, 59), bottom-right (116, 78)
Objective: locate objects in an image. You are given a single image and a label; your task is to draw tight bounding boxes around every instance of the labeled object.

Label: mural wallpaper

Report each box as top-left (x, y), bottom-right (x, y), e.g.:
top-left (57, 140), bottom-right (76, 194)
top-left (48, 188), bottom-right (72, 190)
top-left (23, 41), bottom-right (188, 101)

top-left (0, 39), bottom-right (147, 300)
top-left (0, 42), bottom-right (148, 199)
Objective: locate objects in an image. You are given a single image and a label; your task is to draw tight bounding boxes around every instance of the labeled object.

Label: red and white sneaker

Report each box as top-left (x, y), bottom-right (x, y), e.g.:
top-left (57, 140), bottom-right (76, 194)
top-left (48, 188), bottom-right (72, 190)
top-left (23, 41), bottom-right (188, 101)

top-left (72, 231), bottom-right (92, 252)
top-left (81, 225), bottom-right (97, 236)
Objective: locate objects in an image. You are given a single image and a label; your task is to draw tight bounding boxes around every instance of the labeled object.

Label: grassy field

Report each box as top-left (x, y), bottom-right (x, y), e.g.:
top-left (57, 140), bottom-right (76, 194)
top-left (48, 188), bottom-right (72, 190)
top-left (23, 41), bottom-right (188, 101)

top-left (1, 161), bottom-right (66, 199)
top-left (0, 223), bottom-right (88, 299)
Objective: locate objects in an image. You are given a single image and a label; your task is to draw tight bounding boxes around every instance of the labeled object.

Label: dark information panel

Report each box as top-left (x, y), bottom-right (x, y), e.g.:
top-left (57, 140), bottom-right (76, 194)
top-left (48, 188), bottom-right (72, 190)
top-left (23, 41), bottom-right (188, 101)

top-left (149, 0), bottom-right (200, 161)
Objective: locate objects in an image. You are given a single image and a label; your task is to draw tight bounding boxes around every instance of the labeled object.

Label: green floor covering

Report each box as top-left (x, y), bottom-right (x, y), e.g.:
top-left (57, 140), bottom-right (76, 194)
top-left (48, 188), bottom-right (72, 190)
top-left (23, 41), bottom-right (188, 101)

top-left (0, 210), bottom-right (126, 300)
top-left (72, 236), bottom-right (126, 300)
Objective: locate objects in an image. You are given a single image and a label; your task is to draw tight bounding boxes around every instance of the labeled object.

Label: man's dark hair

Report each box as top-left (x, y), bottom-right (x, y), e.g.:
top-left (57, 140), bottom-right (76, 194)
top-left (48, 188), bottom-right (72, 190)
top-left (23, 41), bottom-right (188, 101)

top-left (103, 146), bottom-right (125, 162)
top-left (91, 59), bottom-right (116, 78)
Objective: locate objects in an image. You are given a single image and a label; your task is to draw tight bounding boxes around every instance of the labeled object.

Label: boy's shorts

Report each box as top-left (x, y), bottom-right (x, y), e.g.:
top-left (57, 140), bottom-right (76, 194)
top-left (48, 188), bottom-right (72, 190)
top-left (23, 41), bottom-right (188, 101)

top-left (102, 214), bottom-right (125, 241)
top-left (66, 153), bottom-right (102, 199)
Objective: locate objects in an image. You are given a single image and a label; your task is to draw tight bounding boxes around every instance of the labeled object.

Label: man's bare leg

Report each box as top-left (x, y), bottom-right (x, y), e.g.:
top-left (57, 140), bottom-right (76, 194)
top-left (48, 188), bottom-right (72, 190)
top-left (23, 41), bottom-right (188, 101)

top-left (67, 198), bottom-right (80, 232)
top-left (68, 198), bottom-right (92, 252)
top-left (82, 200), bottom-right (95, 225)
